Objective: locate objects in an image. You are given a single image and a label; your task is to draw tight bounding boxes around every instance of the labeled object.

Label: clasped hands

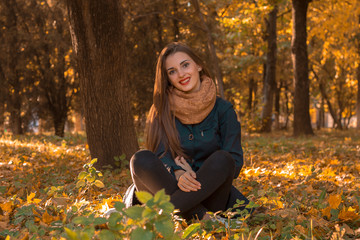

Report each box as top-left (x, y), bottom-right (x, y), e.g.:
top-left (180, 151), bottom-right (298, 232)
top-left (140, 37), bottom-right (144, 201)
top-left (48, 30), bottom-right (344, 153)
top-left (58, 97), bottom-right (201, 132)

top-left (174, 156), bottom-right (201, 192)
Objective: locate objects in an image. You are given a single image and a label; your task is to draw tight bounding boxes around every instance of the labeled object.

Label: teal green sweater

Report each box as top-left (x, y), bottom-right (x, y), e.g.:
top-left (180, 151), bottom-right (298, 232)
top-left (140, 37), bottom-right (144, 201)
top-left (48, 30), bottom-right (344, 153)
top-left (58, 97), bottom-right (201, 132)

top-left (155, 97), bottom-right (244, 178)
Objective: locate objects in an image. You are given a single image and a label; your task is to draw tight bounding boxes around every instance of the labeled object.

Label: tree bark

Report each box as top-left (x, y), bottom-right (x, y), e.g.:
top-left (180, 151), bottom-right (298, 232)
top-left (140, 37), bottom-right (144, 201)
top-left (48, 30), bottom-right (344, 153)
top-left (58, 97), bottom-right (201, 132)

top-left (191, 0), bottom-right (225, 98)
top-left (291, 0), bottom-right (314, 136)
top-left (261, 5), bottom-right (278, 132)
top-left (66, 0), bottom-right (139, 167)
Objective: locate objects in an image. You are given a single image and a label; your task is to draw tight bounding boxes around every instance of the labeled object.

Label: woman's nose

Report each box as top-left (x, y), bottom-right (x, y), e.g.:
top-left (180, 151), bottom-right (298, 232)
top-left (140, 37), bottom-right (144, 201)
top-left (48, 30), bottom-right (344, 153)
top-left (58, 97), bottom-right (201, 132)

top-left (178, 69), bottom-right (185, 78)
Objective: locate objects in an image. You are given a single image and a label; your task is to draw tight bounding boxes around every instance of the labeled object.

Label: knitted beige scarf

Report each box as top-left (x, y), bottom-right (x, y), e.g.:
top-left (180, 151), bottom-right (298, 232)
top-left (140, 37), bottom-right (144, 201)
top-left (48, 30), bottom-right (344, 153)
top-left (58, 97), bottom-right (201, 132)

top-left (169, 76), bottom-right (217, 124)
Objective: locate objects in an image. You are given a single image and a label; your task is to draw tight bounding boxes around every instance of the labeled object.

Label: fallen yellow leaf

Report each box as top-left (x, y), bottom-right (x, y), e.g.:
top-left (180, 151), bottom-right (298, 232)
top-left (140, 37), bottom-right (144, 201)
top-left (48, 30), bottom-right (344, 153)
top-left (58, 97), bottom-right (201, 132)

top-left (42, 211), bottom-right (53, 224)
top-left (328, 193), bottom-right (342, 209)
top-left (27, 192), bottom-right (36, 203)
top-left (322, 206), bottom-right (331, 219)
top-left (0, 201), bottom-right (14, 213)
top-left (338, 208), bottom-right (360, 222)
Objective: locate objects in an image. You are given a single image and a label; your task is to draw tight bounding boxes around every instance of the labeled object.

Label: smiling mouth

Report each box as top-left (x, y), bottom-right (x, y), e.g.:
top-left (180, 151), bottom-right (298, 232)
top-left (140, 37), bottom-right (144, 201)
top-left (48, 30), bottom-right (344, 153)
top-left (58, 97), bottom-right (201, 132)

top-left (179, 77), bottom-right (190, 85)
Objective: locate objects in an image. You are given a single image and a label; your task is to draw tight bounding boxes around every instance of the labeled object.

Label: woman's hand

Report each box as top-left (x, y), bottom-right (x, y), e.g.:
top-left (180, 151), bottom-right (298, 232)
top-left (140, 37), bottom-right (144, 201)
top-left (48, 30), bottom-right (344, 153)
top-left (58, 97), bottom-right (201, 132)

top-left (177, 171), bottom-right (201, 192)
top-left (174, 156), bottom-right (201, 192)
top-left (174, 156), bottom-right (192, 172)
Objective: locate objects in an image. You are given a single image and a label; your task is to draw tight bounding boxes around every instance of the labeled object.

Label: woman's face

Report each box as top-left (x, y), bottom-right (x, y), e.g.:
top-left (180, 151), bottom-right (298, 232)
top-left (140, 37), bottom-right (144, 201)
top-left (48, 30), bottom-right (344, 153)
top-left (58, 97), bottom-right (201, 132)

top-left (165, 51), bottom-right (202, 93)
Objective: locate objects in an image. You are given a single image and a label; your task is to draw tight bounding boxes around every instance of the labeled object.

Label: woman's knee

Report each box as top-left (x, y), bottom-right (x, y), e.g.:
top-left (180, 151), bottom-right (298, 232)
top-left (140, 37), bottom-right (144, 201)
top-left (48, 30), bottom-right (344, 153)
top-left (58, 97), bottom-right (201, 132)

top-left (130, 150), bottom-right (157, 175)
top-left (207, 150), bottom-right (235, 172)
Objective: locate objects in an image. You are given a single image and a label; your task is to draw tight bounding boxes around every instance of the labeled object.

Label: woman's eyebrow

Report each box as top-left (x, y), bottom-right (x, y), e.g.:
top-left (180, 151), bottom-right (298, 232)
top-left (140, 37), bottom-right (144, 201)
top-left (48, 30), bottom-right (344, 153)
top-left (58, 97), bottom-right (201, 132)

top-left (180, 59), bottom-right (189, 65)
top-left (167, 60), bottom-right (189, 71)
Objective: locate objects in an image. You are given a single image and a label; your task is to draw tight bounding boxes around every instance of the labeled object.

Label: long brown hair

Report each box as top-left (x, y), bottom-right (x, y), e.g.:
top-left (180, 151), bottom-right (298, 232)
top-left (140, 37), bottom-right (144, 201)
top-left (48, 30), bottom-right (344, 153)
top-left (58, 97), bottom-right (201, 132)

top-left (145, 42), bottom-right (211, 158)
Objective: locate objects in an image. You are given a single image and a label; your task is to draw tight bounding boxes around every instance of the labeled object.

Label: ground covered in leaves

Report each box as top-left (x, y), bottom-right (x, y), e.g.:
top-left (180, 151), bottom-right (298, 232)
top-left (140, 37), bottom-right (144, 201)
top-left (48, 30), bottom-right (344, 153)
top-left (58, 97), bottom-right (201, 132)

top-left (0, 130), bottom-right (359, 239)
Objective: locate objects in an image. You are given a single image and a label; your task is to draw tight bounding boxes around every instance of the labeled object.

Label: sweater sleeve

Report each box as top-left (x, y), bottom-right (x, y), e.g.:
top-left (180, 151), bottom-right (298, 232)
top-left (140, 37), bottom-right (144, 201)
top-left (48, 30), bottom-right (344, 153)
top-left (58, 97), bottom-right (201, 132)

top-left (155, 141), bottom-right (185, 176)
top-left (219, 103), bottom-right (244, 179)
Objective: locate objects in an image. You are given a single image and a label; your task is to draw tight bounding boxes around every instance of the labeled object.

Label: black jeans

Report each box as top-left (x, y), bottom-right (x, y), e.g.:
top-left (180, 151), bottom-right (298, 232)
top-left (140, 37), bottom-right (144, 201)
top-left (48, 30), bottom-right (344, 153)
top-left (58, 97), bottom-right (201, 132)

top-left (130, 149), bottom-right (235, 220)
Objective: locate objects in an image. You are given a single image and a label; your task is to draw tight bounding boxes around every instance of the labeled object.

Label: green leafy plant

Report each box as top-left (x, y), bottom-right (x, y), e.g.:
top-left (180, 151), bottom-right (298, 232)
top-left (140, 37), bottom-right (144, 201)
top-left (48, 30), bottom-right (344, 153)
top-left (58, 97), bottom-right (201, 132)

top-left (65, 189), bottom-right (180, 240)
top-left (76, 159), bottom-right (105, 189)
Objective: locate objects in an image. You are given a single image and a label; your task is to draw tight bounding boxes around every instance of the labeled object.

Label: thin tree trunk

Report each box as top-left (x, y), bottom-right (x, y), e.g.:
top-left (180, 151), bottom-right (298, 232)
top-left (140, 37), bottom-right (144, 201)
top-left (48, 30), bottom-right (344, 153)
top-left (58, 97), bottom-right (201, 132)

top-left (155, 14), bottom-right (163, 48)
top-left (316, 96), bottom-right (325, 130)
top-left (312, 68), bottom-right (343, 129)
top-left (191, 0), bottom-right (225, 98)
top-left (319, 79), bottom-right (342, 129)
top-left (0, 62), bottom-right (6, 129)
top-left (247, 78), bottom-right (255, 111)
top-left (274, 81), bottom-right (282, 130)
top-left (321, 83), bottom-right (342, 129)
top-left (284, 83), bottom-right (290, 130)
top-left (67, 0), bottom-right (139, 167)
top-left (173, 0), bottom-right (180, 41)
top-left (320, 97), bottom-right (325, 128)
top-left (52, 38), bottom-right (69, 137)
top-left (357, 68), bottom-right (360, 129)
top-left (291, 0), bottom-right (314, 136)
top-left (357, 15), bottom-right (360, 129)
top-left (54, 115), bottom-right (67, 137)
top-left (261, 5), bottom-right (278, 132)
top-left (5, 0), bottom-right (22, 135)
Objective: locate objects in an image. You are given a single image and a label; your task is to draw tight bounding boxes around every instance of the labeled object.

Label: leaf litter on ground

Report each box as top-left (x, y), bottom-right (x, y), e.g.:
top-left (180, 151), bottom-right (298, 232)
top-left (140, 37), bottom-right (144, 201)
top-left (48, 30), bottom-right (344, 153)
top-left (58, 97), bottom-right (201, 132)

top-left (0, 129), bottom-right (359, 239)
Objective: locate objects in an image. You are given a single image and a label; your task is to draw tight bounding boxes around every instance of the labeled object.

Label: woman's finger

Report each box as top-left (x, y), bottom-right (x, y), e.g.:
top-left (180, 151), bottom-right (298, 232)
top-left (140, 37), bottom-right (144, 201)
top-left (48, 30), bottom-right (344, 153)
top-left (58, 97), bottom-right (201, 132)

top-left (179, 157), bottom-right (187, 164)
top-left (183, 173), bottom-right (201, 188)
top-left (179, 172), bottom-right (201, 191)
top-left (178, 182), bottom-right (190, 192)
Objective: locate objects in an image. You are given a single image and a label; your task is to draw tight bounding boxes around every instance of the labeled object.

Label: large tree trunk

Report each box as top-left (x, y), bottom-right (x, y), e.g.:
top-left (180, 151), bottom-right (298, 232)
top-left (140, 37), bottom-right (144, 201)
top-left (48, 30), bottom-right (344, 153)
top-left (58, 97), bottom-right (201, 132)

top-left (291, 0), bottom-right (314, 136)
top-left (66, 0), bottom-right (139, 167)
top-left (191, 0), bottom-right (225, 98)
top-left (261, 5), bottom-right (278, 132)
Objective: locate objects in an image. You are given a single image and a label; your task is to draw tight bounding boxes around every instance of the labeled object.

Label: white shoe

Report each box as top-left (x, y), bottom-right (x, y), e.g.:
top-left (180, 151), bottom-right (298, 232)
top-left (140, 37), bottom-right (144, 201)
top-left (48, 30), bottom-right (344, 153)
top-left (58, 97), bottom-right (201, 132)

top-left (102, 208), bottom-right (119, 218)
top-left (212, 216), bottom-right (242, 228)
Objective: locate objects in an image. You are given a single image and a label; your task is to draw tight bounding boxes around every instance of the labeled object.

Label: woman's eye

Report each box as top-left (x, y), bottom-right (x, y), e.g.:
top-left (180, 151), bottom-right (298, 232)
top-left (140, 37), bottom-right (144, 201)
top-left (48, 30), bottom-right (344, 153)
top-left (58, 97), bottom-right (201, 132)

top-left (168, 70), bottom-right (175, 75)
top-left (183, 62), bottom-right (189, 68)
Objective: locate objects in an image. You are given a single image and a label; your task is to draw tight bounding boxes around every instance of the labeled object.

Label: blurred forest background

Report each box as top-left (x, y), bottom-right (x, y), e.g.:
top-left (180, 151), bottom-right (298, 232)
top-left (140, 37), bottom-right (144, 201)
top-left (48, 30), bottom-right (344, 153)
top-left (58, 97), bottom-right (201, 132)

top-left (1, 0), bottom-right (360, 162)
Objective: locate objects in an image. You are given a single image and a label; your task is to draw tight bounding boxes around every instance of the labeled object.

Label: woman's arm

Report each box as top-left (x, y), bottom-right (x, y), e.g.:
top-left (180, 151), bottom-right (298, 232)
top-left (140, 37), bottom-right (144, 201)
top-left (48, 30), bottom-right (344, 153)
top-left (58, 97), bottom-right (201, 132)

top-left (155, 141), bottom-right (185, 175)
top-left (155, 143), bottom-right (201, 191)
top-left (219, 104), bottom-right (244, 178)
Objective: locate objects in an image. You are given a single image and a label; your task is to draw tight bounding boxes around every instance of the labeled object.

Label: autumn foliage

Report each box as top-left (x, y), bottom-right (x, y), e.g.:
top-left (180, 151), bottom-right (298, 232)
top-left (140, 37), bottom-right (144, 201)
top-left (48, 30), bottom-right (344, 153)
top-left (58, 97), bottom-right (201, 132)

top-left (0, 130), bottom-right (359, 239)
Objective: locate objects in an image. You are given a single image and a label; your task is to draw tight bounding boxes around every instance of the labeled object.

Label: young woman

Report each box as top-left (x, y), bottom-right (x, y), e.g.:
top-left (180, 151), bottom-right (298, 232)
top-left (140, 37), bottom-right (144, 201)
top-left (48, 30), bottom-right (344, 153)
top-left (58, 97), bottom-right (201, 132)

top-left (129, 42), bottom-right (248, 220)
